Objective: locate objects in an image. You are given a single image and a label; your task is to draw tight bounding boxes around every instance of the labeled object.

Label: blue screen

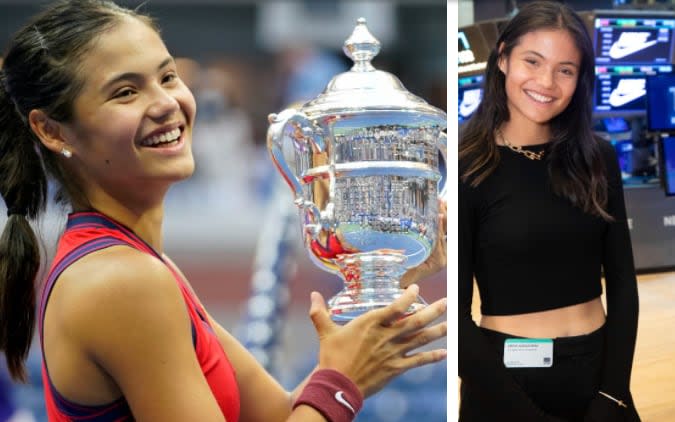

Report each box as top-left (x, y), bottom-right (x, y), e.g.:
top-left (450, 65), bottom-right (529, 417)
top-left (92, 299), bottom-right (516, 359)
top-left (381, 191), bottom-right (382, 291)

top-left (458, 74), bottom-right (484, 123)
top-left (595, 71), bottom-right (647, 114)
top-left (603, 117), bottom-right (630, 133)
top-left (612, 140), bottom-right (634, 178)
top-left (660, 136), bottom-right (675, 195)
top-left (593, 15), bottom-right (675, 120)
top-left (594, 65), bottom-right (672, 115)
top-left (646, 73), bottom-right (675, 131)
top-left (594, 16), bottom-right (675, 65)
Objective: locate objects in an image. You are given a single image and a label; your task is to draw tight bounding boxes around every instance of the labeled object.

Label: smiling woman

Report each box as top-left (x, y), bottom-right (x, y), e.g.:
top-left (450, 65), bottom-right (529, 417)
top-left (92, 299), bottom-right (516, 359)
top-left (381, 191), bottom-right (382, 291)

top-left (459, 1), bottom-right (641, 421)
top-left (498, 29), bottom-right (581, 130)
top-left (0, 1), bottom-right (447, 421)
top-left (32, 15), bottom-right (197, 212)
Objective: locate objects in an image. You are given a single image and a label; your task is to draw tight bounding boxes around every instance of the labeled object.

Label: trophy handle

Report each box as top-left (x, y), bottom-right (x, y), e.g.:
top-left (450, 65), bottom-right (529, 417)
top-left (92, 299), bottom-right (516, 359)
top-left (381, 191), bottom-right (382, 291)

top-left (267, 109), bottom-right (324, 237)
top-left (437, 130), bottom-right (448, 200)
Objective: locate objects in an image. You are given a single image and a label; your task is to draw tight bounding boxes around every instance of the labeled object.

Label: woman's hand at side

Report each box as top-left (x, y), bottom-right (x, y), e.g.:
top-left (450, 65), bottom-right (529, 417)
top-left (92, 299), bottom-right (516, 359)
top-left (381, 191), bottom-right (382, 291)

top-left (308, 284), bottom-right (447, 398)
top-left (583, 393), bottom-right (641, 422)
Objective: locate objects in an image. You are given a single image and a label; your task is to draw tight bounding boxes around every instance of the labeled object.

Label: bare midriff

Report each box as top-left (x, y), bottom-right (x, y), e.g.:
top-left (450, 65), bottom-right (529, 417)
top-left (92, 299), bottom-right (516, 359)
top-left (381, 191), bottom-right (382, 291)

top-left (480, 296), bottom-right (606, 338)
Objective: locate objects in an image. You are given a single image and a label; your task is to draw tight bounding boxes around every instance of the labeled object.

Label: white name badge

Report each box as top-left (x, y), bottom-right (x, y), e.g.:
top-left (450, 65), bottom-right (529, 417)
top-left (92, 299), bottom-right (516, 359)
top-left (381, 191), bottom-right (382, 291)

top-left (503, 338), bottom-right (553, 368)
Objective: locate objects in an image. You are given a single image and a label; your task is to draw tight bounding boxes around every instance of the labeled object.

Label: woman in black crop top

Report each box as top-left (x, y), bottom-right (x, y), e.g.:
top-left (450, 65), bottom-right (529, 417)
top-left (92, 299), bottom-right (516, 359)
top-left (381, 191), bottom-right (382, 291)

top-left (459, 2), bottom-right (640, 421)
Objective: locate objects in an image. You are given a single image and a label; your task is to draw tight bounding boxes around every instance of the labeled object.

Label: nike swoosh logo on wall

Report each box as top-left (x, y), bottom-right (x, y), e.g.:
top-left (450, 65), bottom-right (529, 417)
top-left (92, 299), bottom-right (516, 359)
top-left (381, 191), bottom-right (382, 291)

top-left (334, 391), bottom-right (356, 414)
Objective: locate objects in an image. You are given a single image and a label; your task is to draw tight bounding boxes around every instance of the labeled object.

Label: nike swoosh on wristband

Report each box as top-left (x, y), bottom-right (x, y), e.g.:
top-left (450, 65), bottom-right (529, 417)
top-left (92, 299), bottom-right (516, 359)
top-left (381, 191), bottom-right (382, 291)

top-left (334, 391), bottom-right (356, 414)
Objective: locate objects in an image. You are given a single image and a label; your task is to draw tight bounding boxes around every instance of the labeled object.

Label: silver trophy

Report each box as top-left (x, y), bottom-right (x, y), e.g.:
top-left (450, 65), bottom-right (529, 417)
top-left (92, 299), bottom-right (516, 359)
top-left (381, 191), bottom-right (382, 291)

top-left (267, 18), bottom-right (447, 323)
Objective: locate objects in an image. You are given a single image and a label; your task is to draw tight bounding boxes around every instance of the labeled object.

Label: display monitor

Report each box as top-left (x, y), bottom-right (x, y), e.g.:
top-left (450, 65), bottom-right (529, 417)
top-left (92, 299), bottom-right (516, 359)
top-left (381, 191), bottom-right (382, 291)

top-left (602, 116), bottom-right (630, 133)
top-left (659, 136), bottom-right (675, 195)
top-left (594, 64), bottom-right (672, 116)
top-left (458, 74), bottom-right (484, 124)
top-left (646, 73), bottom-right (675, 132)
top-left (612, 140), bottom-right (634, 181)
top-left (594, 15), bottom-right (675, 65)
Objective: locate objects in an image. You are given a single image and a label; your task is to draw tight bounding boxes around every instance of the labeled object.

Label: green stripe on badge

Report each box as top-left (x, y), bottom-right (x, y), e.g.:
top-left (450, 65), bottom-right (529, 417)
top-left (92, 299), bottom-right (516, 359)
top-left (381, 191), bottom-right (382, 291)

top-left (505, 338), bottom-right (552, 344)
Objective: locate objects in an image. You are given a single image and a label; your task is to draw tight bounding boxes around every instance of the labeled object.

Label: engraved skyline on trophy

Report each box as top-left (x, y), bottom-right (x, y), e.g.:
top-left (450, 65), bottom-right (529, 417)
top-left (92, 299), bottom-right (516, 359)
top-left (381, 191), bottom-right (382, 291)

top-left (267, 18), bottom-right (447, 323)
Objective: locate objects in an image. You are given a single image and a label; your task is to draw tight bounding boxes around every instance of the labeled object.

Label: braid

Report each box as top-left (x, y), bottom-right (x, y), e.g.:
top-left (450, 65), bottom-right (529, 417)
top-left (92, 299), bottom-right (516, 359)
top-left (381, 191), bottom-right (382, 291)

top-left (0, 68), bottom-right (47, 382)
top-left (0, 0), bottom-right (160, 382)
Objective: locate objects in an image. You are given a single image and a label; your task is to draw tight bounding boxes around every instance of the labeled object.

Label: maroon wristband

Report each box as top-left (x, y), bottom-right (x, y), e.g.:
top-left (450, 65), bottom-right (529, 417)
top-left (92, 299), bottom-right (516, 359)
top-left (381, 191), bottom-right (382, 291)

top-left (293, 369), bottom-right (364, 422)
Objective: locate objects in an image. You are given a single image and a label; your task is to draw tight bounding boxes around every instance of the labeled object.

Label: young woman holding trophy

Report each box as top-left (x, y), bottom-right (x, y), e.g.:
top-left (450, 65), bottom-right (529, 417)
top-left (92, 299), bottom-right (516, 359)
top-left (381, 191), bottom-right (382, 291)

top-left (0, 1), bottom-right (447, 421)
top-left (459, 1), bottom-right (640, 421)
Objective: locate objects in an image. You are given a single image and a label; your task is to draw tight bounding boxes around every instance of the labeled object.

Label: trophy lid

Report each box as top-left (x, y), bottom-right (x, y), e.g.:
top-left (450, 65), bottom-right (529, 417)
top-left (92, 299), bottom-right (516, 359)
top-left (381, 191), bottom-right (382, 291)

top-left (300, 18), bottom-right (446, 125)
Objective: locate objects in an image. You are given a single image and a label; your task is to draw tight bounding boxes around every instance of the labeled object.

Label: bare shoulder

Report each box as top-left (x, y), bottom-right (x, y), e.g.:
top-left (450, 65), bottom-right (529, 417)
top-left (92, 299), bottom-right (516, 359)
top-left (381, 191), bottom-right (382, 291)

top-left (47, 247), bottom-right (228, 420)
top-left (50, 245), bottom-right (189, 355)
top-left (53, 245), bottom-right (180, 314)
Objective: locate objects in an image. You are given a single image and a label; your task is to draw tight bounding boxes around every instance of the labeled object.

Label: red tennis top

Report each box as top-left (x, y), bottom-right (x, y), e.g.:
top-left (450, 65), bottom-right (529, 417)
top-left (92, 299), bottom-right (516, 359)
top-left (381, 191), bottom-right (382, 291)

top-left (38, 211), bottom-right (240, 421)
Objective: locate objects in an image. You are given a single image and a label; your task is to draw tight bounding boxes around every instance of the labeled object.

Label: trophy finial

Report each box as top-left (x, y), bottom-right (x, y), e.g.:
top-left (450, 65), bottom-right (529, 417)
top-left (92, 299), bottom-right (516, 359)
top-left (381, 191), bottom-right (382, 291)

top-left (343, 17), bottom-right (381, 72)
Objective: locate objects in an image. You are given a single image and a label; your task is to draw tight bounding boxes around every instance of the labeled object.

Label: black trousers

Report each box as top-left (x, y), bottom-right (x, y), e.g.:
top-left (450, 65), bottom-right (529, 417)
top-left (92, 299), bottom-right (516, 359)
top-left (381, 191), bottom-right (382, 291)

top-left (460, 325), bottom-right (606, 422)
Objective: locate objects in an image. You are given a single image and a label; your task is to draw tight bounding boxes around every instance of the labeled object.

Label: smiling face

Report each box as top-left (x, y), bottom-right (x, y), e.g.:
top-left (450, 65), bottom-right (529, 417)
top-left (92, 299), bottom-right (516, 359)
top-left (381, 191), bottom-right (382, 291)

top-left (498, 29), bottom-right (581, 134)
top-left (60, 16), bottom-right (196, 207)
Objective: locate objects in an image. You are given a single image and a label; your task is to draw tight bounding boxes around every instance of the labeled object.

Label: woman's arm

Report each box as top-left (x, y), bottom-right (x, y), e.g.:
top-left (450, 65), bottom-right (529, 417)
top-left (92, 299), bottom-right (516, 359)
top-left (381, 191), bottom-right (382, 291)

top-left (163, 256), bottom-right (298, 422)
top-left (200, 309), bottom-right (301, 422)
top-left (62, 247), bottom-right (228, 421)
top-left (583, 142), bottom-right (641, 421)
top-left (168, 259), bottom-right (447, 422)
top-left (69, 249), bottom-right (350, 422)
top-left (201, 290), bottom-right (447, 421)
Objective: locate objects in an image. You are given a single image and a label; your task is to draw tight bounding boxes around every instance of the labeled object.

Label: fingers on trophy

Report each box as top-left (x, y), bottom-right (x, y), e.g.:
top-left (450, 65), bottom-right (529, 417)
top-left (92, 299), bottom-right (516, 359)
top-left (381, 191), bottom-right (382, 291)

top-left (309, 285), bottom-right (448, 397)
top-left (267, 18), bottom-right (447, 323)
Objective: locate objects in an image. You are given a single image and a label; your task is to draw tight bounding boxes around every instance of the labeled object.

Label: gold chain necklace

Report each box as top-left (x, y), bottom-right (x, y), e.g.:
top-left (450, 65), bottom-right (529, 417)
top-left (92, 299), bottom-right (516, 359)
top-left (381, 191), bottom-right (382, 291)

top-left (497, 130), bottom-right (545, 161)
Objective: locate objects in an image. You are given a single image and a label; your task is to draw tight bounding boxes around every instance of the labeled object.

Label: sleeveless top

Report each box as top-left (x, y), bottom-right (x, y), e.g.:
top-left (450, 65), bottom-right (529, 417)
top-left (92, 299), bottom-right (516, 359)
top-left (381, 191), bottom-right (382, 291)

top-left (39, 211), bottom-right (241, 421)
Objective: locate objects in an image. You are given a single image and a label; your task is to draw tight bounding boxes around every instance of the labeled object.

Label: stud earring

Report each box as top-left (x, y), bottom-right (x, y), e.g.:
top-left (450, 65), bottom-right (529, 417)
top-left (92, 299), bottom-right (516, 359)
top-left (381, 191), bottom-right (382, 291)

top-left (61, 148), bottom-right (72, 158)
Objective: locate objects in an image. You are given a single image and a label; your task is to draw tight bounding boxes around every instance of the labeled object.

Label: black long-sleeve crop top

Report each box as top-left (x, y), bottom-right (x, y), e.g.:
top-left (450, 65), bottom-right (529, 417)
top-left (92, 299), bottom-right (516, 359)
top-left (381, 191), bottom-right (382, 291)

top-left (459, 139), bottom-right (640, 419)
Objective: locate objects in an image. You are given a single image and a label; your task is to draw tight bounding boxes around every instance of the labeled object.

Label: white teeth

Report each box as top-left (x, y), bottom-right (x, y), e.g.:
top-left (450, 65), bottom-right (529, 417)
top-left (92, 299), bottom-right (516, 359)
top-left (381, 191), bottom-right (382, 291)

top-left (526, 90), bottom-right (553, 103)
top-left (142, 128), bottom-right (181, 146)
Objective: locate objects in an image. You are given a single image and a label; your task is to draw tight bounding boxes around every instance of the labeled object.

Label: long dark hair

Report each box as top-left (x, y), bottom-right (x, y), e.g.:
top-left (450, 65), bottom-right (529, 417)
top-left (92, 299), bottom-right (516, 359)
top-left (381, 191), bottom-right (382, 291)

top-left (459, 1), bottom-right (612, 221)
top-left (0, 0), bottom-right (157, 382)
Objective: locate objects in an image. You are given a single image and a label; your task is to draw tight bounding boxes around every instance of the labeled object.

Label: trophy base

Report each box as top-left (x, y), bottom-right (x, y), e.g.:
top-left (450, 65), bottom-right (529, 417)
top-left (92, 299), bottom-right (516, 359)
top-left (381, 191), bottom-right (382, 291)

top-left (328, 250), bottom-right (427, 324)
top-left (328, 290), bottom-right (428, 324)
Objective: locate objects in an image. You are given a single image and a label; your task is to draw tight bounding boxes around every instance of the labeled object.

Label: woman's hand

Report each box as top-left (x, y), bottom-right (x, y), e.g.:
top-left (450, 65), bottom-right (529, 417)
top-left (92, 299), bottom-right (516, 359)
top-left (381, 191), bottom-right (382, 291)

top-left (583, 393), bottom-right (641, 422)
top-left (400, 199), bottom-right (447, 287)
top-left (308, 284), bottom-right (447, 398)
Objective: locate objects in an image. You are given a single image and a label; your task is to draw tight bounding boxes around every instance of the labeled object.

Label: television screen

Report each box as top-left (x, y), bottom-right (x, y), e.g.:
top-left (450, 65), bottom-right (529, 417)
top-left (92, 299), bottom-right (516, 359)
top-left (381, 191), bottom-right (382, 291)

top-left (612, 140), bottom-right (634, 180)
top-left (659, 136), bottom-right (675, 195)
top-left (458, 74), bottom-right (484, 123)
top-left (594, 15), bottom-right (675, 65)
top-left (594, 65), bottom-right (672, 115)
top-left (646, 73), bottom-right (675, 132)
top-left (602, 117), bottom-right (630, 133)
top-left (595, 70), bottom-right (647, 114)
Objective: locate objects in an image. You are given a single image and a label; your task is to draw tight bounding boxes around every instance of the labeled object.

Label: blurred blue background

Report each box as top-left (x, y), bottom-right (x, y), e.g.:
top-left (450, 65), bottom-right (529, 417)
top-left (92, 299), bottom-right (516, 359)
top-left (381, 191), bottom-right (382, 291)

top-left (0, 1), bottom-right (447, 421)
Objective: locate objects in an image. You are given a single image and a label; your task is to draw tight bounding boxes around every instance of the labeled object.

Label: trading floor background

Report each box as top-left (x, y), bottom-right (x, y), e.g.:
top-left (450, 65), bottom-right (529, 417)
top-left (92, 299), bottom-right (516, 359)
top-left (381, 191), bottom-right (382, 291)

top-left (0, 1), bottom-right (447, 421)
